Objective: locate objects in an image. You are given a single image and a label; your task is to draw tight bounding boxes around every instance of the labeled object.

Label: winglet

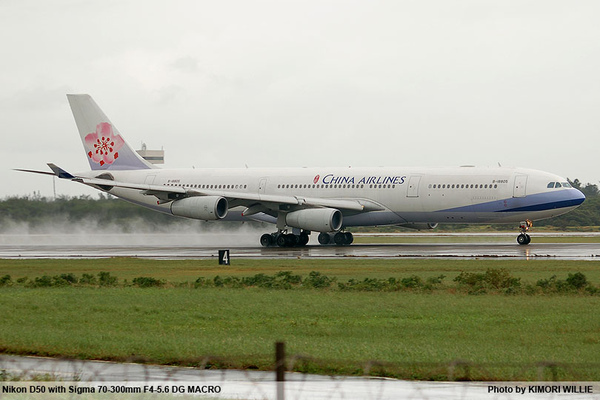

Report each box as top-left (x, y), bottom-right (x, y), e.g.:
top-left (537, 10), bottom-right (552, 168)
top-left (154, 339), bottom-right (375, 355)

top-left (47, 163), bottom-right (76, 179)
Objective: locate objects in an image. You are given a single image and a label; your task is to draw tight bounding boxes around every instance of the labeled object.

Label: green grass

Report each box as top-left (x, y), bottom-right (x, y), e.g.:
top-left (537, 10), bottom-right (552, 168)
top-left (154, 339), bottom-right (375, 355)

top-left (2, 258), bottom-right (600, 285)
top-left (1, 287), bottom-right (599, 379)
top-left (1, 258), bottom-right (600, 380)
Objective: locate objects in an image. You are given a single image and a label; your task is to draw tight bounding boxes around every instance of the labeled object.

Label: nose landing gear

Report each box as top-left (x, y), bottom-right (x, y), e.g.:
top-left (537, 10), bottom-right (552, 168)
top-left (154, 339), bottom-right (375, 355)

top-left (517, 219), bottom-right (532, 245)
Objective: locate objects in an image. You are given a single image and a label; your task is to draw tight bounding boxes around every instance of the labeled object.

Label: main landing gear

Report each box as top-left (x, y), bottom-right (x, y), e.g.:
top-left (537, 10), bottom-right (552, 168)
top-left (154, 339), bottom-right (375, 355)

top-left (260, 230), bottom-right (310, 248)
top-left (318, 231), bottom-right (354, 246)
top-left (517, 219), bottom-right (532, 245)
top-left (259, 230), bottom-right (354, 247)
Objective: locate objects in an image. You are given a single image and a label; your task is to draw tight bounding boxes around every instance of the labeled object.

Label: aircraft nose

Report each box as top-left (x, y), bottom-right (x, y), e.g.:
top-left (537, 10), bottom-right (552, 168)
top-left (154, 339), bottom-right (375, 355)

top-left (571, 188), bottom-right (586, 207)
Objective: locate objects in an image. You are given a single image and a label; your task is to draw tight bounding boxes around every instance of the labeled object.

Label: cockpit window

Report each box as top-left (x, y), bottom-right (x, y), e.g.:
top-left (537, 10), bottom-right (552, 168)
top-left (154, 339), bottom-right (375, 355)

top-left (547, 181), bottom-right (572, 189)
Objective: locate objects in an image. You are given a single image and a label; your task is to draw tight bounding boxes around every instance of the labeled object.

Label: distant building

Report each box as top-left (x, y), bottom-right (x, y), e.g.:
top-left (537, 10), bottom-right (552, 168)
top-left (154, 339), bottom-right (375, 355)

top-left (136, 143), bottom-right (164, 164)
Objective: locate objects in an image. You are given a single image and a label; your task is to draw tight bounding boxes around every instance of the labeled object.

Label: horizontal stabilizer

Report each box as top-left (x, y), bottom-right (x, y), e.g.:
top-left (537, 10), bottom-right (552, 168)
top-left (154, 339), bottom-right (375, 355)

top-left (15, 164), bottom-right (76, 179)
top-left (14, 168), bottom-right (55, 176)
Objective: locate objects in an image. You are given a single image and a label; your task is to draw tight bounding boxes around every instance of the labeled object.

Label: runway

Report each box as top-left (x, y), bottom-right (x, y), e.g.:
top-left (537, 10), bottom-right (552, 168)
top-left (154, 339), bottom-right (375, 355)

top-left (0, 233), bottom-right (599, 260)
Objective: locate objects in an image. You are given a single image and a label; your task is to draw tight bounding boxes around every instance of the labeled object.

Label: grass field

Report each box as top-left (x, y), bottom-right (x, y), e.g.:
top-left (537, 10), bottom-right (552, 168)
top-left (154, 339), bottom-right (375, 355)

top-left (1, 258), bottom-right (599, 380)
top-left (2, 257), bottom-right (600, 283)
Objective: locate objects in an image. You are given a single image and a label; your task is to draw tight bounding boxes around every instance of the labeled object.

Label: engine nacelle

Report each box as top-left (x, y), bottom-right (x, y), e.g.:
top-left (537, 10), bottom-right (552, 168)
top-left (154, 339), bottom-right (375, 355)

top-left (286, 208), bottom-right (343, 232)
top-left (170, 196), bottom-right (228, 220)
top-left (398, 222), bottom-right (439, 231)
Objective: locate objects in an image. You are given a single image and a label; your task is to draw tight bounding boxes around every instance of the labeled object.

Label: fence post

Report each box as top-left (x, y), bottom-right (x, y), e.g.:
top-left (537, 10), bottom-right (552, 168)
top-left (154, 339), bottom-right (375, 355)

top-left (276, 341), bottom-right (285, 400)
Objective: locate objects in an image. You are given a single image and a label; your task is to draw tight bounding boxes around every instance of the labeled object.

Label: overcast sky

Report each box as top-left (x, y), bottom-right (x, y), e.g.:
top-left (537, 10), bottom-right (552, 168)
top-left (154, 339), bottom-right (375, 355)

top-left (1, 0), bottom-right (599, 198)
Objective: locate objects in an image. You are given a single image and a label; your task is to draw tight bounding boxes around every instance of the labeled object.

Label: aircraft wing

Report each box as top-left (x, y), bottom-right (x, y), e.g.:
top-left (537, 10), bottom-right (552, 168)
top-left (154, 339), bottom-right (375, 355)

top-left (81, 178), bottom-right (372, 211)
top-left (81, 177), bottom-right (379, 211)
top-left (19, 164), bottom-right (383, 213)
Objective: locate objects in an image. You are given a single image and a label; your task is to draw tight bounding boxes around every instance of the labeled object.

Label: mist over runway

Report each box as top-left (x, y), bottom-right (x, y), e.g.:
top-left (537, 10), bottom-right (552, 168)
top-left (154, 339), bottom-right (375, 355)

top-left (1, 233), bottom-right (598, 260)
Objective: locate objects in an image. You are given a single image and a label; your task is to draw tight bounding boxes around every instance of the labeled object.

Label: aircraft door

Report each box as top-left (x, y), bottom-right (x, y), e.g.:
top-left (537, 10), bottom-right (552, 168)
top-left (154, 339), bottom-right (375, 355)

top-left (513, 175), bottom-right (528, 198)
top-left (258, 178), bottom-right (268, 194)
top-left (144, 175), bottom-right (156, 185)
top-left (407, 176), bottom-right (421, 198)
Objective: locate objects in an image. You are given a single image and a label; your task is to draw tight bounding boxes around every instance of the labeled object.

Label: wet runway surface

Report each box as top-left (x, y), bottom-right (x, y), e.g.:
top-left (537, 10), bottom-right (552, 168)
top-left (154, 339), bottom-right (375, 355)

top-left (1, 233), bottom-right (599, 260)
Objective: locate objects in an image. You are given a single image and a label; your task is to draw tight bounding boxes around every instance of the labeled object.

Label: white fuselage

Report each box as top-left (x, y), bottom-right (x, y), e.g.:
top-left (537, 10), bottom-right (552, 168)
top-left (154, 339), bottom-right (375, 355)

top-left (82, 165), bottom-right (585, 228)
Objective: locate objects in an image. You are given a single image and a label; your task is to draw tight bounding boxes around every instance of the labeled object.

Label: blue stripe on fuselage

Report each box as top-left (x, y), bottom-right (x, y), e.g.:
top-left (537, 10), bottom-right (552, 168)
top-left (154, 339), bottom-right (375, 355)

top-left (438, 190), bottom-right (585, 214)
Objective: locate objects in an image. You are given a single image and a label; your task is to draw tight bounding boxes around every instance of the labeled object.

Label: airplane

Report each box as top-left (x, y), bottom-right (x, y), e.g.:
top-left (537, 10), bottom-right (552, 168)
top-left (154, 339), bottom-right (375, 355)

top-left (17, 94), bottom-right (585, 247)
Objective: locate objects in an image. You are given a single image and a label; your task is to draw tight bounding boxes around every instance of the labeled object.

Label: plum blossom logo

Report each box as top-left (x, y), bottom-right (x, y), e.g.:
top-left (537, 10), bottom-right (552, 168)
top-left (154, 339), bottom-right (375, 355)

top-left (84, 123), bottom-right (124, 166)
top-left (313, 175), bottom-right (320, 184)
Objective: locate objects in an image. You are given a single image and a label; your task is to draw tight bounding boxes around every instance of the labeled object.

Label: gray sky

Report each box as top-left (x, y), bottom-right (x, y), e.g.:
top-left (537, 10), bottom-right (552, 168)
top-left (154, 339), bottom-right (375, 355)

top-left (2, 0), bottom-right (599, 198)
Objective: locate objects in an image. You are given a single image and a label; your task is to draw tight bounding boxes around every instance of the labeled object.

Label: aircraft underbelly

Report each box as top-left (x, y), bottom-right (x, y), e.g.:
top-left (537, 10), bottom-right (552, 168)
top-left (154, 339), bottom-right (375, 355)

top-left (343, 211), bottom-right (405, 227)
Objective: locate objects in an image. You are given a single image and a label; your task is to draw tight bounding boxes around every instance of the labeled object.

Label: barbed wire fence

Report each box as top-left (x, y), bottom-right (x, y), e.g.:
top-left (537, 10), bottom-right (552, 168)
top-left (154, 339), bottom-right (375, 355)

top-left (1, 343), bottom-right (600, 400)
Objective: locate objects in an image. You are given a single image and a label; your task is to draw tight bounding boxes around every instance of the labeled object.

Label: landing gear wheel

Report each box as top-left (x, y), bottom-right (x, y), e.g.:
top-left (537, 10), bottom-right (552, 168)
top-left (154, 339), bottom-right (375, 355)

top-left (517, 234), bottom-right (531, 245)
top-left (260, 234), bottom-right (273, 247)
top-left (517, 219), bottom-right (533, 245)
top-left (344, 232), bottom-right (354, 245)
top-left (318, 232), bottom-right (331, 245)
top-left (299, 232), bottom-right (310, 246)
top-left (286, 234), bottom-right (299, 247)
top-left (334, 232), bottom-right (346, 245)
top-left (276, 234), bottom-right (287, 247)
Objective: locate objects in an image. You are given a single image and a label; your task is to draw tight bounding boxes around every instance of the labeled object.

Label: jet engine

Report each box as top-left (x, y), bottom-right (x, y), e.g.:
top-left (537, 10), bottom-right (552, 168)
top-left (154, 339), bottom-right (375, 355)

top-left (398, 222), bottom-right (439, 230)
top-left (170, 196), bottom-right (228, 220)
top-left (286, 208), bottom-right (343, 232)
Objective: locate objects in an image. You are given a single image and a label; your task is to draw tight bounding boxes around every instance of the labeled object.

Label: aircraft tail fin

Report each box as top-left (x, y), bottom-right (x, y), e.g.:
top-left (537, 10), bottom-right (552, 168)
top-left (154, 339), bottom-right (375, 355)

top-left (67, 94), bottom-right (155, 171)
